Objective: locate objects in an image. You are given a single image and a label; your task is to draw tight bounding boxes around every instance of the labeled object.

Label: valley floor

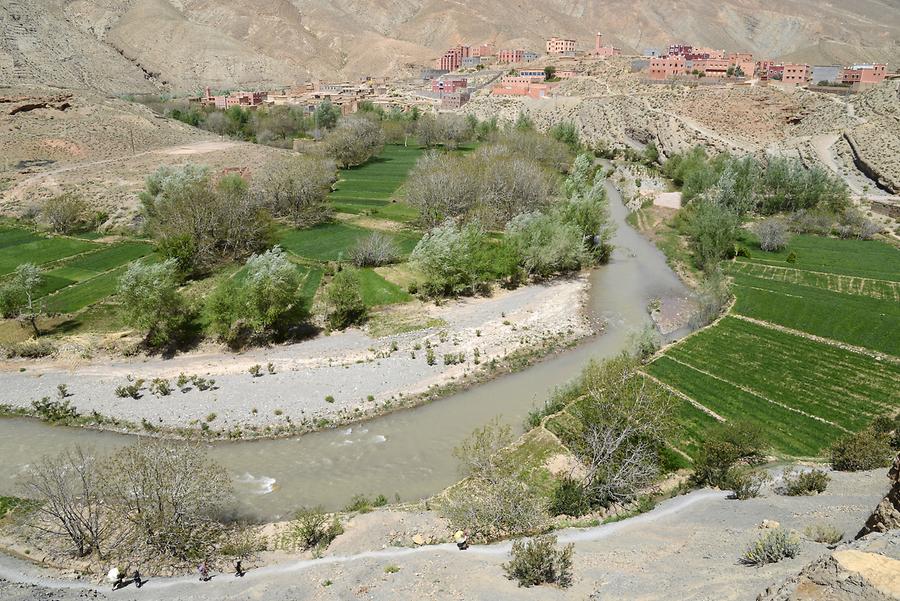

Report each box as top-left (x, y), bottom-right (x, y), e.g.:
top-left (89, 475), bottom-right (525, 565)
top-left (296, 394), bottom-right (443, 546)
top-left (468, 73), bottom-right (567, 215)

top-left (0, 275), bottom-right (593, 437)
top-left (0, 467), bottom-right (892, 600)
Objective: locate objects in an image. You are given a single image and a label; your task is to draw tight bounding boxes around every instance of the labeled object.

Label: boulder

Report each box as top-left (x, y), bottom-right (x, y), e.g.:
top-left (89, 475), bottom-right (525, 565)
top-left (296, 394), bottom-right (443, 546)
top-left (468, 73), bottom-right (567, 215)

top-left (857, 452), bottom-right (900, 538)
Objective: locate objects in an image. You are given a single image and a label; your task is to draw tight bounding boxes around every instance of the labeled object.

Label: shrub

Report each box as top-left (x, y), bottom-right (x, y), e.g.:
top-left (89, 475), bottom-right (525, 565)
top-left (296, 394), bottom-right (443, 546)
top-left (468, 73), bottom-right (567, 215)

top-left (741, 528), bottom-right (800, 565)
top-left (349, 232), bottom-right (399, 267)
top-left (725, 467), bottom-right (770, 500)
top-left (325, 269), bottom-right (367, 330)
top-left (786, 251), bottom-right (797, 264)
top-left (31, 397), bottom-right (78, 423)
top-left (504, 212), bottom-right (590, 278)
top-left (548, 476), bottom-right (591, 517)
top-left (117, 259), bottom-right (186, 347)
top-left (782, 468), bottom-right (830, 496)
top-left (503, 535), bottom-right (574, 588)
top-left (830, 430), bottom-right (893, 471)
top-left (344, 495), bottom-right (373, 513)
top-left (693, 421), bottom-right (766, 487)
top-left (630, 323), bottom-right (661, 361)
top-left (114, 379), bottom-right (144, 399)
top-left (149, 377), bottom-right (172, 397)
top-left (2, 339), bottom-right (55, 359)
top-left (288, 506), bottom-right (343, 551)
top-left (42, 193), bottom-right (87, 233)
top-left (685, 197), bottom-right (740, 270)
top-left (410, 222), bottom-right (496, 297)
top-left (804, 523), bottom-right (843, 545)
top-left (754, 218), bottom-right (789, 252)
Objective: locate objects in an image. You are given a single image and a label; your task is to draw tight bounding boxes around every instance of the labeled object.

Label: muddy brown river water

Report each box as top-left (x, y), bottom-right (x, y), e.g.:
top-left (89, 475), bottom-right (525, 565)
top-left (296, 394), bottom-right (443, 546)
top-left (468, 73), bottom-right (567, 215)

top-left (0, 178), bottom-right (689, 520)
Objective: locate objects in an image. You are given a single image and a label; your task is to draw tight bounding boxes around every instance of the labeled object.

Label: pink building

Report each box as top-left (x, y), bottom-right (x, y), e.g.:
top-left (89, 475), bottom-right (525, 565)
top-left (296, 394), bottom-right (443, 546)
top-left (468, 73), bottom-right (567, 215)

top-left (471, 43), bottom-right (496, 58)
top-left (592, 33), bottom-right (621, 57)
top-left (546, 37), bottom-right (576, 55)
top-left (201, 87), bottom-right (266, 109)
top-left (692, 58), bottom-right (730, 77)
top-left (432, 78), bottom-right (468, 95)
top-left (668, 44), bottom-right (693, 57)
top-left (557, 69), bottom-right (577, 79)
top-left (436, 45), bottom-right (470, 72)
top-left (497, 49), bottom-right (526, 64)
top-left (492, 76), bottom-right (553, 98)
top-left (842, 64), bottom-right (887, 87)
top-left (441, 92), bottom-right (471, 109)
top-left (648, 56), bottom-right (686, 80)
top-left (782, 63), bottom-right (811, 86)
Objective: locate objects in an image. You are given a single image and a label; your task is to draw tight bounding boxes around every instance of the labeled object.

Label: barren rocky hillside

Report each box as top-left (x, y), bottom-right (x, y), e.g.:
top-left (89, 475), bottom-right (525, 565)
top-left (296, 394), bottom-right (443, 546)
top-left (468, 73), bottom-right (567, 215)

top-left (2, 0), bottom-right (899, 91)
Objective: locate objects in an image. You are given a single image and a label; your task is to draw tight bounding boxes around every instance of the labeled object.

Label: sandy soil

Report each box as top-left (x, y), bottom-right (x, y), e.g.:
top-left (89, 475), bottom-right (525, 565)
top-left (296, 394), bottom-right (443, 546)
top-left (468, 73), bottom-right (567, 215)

top-left (0, 466), bottom-right (892, 600)
top-left (0, 276), bottom-right (593, 436)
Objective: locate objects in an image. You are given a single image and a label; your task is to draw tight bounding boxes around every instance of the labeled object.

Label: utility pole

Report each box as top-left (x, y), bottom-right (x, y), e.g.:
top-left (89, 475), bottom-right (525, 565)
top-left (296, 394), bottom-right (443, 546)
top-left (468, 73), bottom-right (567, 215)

top-left (130, 128), bottom-right (135, 155)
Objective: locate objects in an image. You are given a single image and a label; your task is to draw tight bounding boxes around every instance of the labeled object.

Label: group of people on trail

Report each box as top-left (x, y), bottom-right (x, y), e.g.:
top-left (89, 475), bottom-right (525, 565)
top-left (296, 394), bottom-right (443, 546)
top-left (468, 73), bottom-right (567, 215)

top-left (109, 560), bottom-right (246, 591)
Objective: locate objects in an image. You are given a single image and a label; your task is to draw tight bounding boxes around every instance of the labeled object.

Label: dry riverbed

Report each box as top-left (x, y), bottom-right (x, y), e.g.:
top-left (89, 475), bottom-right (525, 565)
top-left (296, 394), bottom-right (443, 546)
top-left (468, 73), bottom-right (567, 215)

top-left (0, 276), bottom-right (594, 438)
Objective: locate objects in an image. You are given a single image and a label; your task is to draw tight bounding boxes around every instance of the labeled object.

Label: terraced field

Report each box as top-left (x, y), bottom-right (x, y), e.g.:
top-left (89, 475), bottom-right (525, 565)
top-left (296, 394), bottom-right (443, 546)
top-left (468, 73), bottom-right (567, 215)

top-left (645, 234), bottom-right (900, 459)
top-left (327, 145), bottom-right (422, 222)
top-left (278, 222), bottom-right (419, 263)
top-left (0, 227), bottom-right (99, 276)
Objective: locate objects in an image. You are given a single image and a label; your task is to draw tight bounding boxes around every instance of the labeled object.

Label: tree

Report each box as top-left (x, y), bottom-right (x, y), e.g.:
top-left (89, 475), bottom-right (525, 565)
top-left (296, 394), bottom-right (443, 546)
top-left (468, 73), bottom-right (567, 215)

top-left (325, 269), bottom-right (367, 330)
top-left (313, 100), bottom-right (340, 132)
top-left (685, 197), bottom-right (740, 270)
top-left (207, 246), bottom-right (307, 344)
top-left (251, 155), bottom-right (335, 227)
top-left (2, 263), bottom-right (43, 336)
top-left (410, 222), bottom-right (495, 297)
top-left (415, 114), bottom-right (446, 148)
top-left (441, 114), bottom-right (474, 150)
top-left (405, 152), bottom-right (478, 228)
top-left (754, 218), bottom-right (789, 252)
top-left (101, 440), bottom-right (232, 560)
top-left (544, 66), bottom-right (557, 81)
top-left (21, 447), bottom-right (113, 558)
top-left (117, 259), bottom-right (186, 346)
top-left (349, 232), bottom-right (399, 267)
top-left (505, 212), bottom-right (589, 278)
top-left (323, 117), bottom-right (385, 168)
top-left (42, 193), bottom-right (86, 234)
top-left (140, 165), bottom-right (275, 273)
top-left (477, 155), bottom-right (555, 227)
top-left (569, 355), bottom-right (675, 507)
top-left (549, 121), bottom-right (579, 151)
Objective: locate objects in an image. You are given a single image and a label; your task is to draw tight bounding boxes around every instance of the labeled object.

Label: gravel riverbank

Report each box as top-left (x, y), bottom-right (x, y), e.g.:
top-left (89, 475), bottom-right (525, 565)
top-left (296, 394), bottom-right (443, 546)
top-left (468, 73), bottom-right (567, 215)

top-left (0, 276), bottom-right (594, 438)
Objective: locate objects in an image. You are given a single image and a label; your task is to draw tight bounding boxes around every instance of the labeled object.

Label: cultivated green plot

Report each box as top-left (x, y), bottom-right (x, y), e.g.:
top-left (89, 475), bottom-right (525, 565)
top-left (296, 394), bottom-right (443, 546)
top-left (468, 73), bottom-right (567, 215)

top-left (278, 223), bottom-right (419, 262)
top-left (0, 227), bottom-right (42, 249)
top-left (0, 236), bottom-right (98, 276)
top-left (329, 145), bottom-right (423, 222)
top-left (730, 272), bottom-right (900, 356)
top-left (741, 234), bottom-right (900, 281)
top-left (357, 268), bottom-right (411, 307)
top-left (671, 397), bottom-right (721, 459)
top-left (36, 242), bottom-right (154, 298)
top-left (44, 265), bottom-right (131, 314)
top-left (646, 355), bottom-right (845, 457)
top-left (659, 317), bottom-right (899, 430)
top-left (730, 261), bottom-right (899, 302)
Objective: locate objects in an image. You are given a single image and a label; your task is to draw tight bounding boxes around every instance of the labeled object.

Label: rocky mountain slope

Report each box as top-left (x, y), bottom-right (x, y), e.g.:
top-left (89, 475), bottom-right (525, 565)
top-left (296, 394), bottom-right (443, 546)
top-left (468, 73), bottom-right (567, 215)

top-left (2, 0), bottom-right (899, 92)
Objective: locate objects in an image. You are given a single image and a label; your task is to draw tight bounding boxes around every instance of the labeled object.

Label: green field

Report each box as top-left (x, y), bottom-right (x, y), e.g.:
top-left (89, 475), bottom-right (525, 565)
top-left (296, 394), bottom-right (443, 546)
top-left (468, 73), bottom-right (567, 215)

top-left (328, 145), bottom-right (423, 222)
top-left (357, 268), bottom-right (411, 307)
top-left (278, 222), bottom-right (420, 262)
top-left (36, 242), bottom-right (154, 298)
top-left (644, 233), bottom-right (900, 459)
top-left (0, 229), bottom-right (98, 276)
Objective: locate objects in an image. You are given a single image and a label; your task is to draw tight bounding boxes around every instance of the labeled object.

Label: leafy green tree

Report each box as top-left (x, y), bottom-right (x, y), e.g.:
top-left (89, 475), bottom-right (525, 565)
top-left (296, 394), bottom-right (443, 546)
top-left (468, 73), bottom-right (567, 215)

top-left (207, 247), bottom-right (307, 344)
top-left (117, 259), bottom-right (186, 346)
top-left (544, 66), bottom-right (557, 80)
top-left (505, 212), bottom-right (589, 278)
top-left (1, 263), bottom-right (43, 336)
top-left (325, 269), bottom-right (367, 329)
top-left (411, 222), bottom-right (496, 296)
top-left (685, 197), bottom-right (740, 270)
top-left (549, 121), bottom-right (579, 151)
top-left (313, 100), bottom-right (341, 132)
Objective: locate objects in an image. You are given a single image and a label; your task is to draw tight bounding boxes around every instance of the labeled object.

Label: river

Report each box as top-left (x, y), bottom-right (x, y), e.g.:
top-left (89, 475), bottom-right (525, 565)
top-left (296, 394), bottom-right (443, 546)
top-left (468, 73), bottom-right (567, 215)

top-left (0, 178), bottom-right (688, 521)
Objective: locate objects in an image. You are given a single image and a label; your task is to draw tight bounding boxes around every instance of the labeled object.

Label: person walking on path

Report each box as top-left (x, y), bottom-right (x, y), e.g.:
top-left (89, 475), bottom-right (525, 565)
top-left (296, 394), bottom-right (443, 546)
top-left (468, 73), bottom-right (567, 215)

top-left (234, 560), bottom-right (245, 577)
top-left (132, 569), bottom-right (143, 589)
top-left (454, 529), bottom-right (469, 550)
top-left (198, 561), bottom-right (211, 582)
top-left (107, 566), bottom-right (124, 591)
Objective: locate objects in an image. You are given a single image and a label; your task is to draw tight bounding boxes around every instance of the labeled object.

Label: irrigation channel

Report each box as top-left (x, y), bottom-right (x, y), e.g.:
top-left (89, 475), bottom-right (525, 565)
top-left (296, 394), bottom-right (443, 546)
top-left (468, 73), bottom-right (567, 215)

top-left (0, 178), bottom-right (690, 521)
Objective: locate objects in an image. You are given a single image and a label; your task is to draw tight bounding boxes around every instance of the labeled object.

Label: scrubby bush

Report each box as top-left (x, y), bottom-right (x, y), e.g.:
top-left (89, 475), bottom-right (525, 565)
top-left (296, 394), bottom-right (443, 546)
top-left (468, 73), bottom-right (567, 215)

top-left (788, 209), bottom-right (833, 234)
top-left (31, 397), bottom-right (79, 423)
top-left (405, 152), bottom-right (479, 228)
top-left (349, 232), bottom-right (399, 267)
top-left (741, 528), bottom-right (801, 565)
top-left (549, 121), bottom-right (580, 151)
top-left (782, 468), bottom-right (830, 496)
top-left (117, 259), bottom-right (186, 346)
top-left (688, 268), bottom-right (731, 329)
top-left (505, 212), bottom-right (589, 278)
top-left (685, 197), bottom-right (740, 270)
top-left (630, 323), bottom-right (661, 361)
top-left (503, 535), bottom-right (574, 588)
top-left (693, 421), bottom-right (766, 487)
top-left (323, 116), bottom-right (385, 168)
top-left (725, 467), bottom-right (770, 500)
top-left (411, 222), bottom-right (499, 297)
top-left (288, 506), bottom-right (343, 551)
top-left (830, 430), bottom-right (893, 471)
top-left (754, 218), bottom-right (789, 252)
top-left (548, 476), bottom-right (591, 517)
top-left (325, 269), bottom-right (367, 330)
top-left (804, 523), bottom-right (843, 545)
top-left (42, 193), bottom-right (87, 233)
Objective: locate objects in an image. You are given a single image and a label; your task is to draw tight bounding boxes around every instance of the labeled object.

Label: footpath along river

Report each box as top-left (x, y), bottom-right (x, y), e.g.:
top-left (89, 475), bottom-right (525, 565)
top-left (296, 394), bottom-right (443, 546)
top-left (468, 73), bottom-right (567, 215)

top-left (0, 178), bottom-right (689, 520)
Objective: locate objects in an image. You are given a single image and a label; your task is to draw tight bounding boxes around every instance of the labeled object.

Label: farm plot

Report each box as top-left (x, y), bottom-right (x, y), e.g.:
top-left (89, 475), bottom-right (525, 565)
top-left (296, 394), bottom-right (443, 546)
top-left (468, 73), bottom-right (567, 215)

top-left (357, 268), bottom-right (411, 307)
top-left (329, 145), bottom-right (422, 222)
top-left (729, 272), bottom-right (900, 356)
top-left (729, 261), bottom-right (899, 302)
top-left (36, 242), bottom-right (153, 298)
top-left (0, 231), bottom-right (98, 276)
top-left (645, 355), bottom-right (844, 457)
top-left (740, 234), bottom-right (900, 281)
top-left (278, 222), bottom-right (419, 262)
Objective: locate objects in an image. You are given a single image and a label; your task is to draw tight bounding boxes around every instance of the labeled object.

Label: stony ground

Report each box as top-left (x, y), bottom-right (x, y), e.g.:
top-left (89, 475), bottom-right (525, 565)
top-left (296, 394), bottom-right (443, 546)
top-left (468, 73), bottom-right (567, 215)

top-left (0, 276), bottom-right (592, 436)
top-left (0, 467), bottom-right (892, 601)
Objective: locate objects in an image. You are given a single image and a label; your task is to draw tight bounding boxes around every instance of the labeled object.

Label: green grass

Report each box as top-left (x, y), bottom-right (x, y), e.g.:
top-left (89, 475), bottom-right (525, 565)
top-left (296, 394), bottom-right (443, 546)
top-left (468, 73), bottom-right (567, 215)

top-left (43, 265), bottom-right (132, 313)
top-left (278, 222), bottom-right (419, 262)
top-left (36, 242), bottom-right (153, 298)
top-left (741, 234), bottom-right (900, 281)
top-left (328, 145), bottom-right (423, 222)
top-left (729, 271), bottom-right (900, 356)
top-left (357, 268), bottom-right (411, 307)
top-left (0, 233), bottom-right (98, 276)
